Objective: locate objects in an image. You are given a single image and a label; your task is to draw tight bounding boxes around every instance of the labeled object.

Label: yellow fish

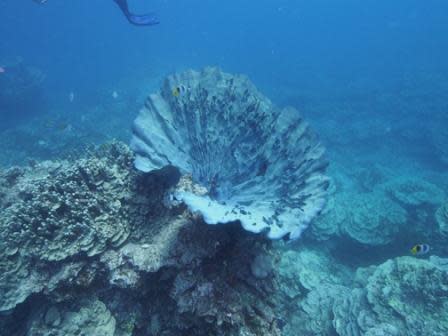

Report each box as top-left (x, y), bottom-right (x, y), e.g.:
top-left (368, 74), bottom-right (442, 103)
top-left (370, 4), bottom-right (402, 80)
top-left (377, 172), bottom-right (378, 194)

top-left (172, 85), bottom-right (188, 98)
top-left (410, 244), bottom-right (430, 256)
top-left (172, 87), bottom-right (180, 97)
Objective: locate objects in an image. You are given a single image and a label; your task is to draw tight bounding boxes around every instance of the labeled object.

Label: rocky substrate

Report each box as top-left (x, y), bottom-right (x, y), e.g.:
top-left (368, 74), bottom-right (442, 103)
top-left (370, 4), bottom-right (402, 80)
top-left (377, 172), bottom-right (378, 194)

top-left (0, 142), bottom-right (447, 336)
top-left (0, 142), bottom-right (283, 336)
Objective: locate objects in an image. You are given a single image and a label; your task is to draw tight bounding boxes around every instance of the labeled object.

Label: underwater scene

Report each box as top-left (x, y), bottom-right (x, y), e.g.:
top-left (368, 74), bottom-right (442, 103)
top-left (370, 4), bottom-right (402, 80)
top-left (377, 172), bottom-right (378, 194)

top-left (1, 0), bottom-right (448, 335)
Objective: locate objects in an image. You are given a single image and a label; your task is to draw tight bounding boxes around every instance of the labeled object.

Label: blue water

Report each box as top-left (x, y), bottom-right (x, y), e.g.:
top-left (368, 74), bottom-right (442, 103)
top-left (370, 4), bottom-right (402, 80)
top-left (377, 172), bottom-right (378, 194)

top-left (1, 1), bottom-right (448, 334)
top-left (1, 1), bottom-right (447, 142)
top-left (1, 0), bottom-right (447, 169)
top-left (2, 1), bottom-right (448, 103)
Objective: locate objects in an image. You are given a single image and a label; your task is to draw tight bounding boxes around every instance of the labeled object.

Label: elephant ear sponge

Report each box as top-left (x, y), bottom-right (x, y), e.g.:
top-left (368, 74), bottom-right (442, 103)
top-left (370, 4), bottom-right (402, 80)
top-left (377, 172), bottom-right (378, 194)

top-left (131, 67), bottom-right (329, 239)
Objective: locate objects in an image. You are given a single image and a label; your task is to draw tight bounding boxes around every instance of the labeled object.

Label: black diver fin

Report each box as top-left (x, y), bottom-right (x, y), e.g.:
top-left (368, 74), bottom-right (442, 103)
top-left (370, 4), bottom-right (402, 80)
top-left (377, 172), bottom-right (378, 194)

top-left (114, 0), bottom-right (160, 26)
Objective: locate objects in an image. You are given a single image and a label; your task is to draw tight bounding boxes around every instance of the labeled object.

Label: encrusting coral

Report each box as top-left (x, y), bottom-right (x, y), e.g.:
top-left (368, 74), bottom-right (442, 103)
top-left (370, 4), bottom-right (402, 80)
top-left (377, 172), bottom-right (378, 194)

top-left (311, 190), bottom-right (407, 246)
top-left (26, 298), bottom-right (116, 336)
top-left (0, 141), bottom-right (285, 335)
top-left (309, 167), bottom-right (446, 248)
top-left (385, 176), bottom-right (445, 209)
top-left (333, 256), bottom-right (448, 336)
top-left (0, 142), bottom-right (133, 312)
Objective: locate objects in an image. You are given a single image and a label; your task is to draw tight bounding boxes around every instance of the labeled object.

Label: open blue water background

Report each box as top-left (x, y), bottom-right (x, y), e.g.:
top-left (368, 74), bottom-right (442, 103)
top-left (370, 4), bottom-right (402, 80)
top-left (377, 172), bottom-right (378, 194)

top-left (2, 1), bottom-right (447, 105)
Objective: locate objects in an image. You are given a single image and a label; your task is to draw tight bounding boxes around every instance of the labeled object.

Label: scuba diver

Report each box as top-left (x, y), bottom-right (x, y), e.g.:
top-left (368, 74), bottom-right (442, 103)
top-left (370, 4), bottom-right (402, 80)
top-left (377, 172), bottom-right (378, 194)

top-left (33, 0), bottom-right (160, 26)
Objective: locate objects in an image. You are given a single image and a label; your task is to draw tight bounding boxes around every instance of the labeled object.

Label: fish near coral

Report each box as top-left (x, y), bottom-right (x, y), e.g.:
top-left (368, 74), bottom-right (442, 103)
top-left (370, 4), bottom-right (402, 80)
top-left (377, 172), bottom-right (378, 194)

top-left (411, 244), bottom-right (430, 256)
top-left (172, 85), bottom-right (187, 97)
top-left (172, 87), bottom-right (180, 97)
top-left (131, 67), bottom-right (329, 240)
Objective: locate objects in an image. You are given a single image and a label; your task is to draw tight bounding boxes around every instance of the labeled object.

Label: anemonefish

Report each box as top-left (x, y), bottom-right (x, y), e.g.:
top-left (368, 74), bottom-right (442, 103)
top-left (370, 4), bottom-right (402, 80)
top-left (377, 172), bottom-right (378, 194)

top-left (410, 244), bottom-right (430, 256)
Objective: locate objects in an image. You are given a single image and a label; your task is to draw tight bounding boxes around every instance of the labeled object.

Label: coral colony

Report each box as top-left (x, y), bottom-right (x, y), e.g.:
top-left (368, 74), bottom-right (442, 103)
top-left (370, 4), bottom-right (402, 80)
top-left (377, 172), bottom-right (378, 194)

top-left (131, 67), bottom-right (329, 240)
top-left (1, 69), bottom-right (447, 335)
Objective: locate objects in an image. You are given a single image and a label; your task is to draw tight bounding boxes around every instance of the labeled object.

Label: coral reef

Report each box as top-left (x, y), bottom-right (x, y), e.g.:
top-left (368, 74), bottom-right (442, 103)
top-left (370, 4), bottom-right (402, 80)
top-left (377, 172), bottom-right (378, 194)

top-left (385, 176), bottom-right (445, 209)
top-left (311, 190), bottom-right (407, 246)
top-left (0, 141), bottom-right (447, 336)
top-left (101, 216), bottom-right (284, 335)
top-left (1, 66), bottom-right (447, 336)
top-left (429, 115), bottom-right (448, 166)
top-left (131, 67), bottom-right (329, 240)
top-left (277, 247), bottom-right (351, 336)
top-left (310, 166), bottom-right (446, 248)
top-left (27, 298), bottom-right (116, 336)
top-left (436, 200), bottom-right (448, 237)
top-left (0, 142), bottom-right (284, 335)
top-left (0, 142), bottom-right (133, 312)
top-left (278, 248), bottom-right (350, 294)
top-left (280, 253), bottom-right (448, 336)
top-left (0, 101), bottom-right (132, 168)
top-left (340, 191), bottom-right (407, 246)
top-left (333, 256), bottom-right (448, 336)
